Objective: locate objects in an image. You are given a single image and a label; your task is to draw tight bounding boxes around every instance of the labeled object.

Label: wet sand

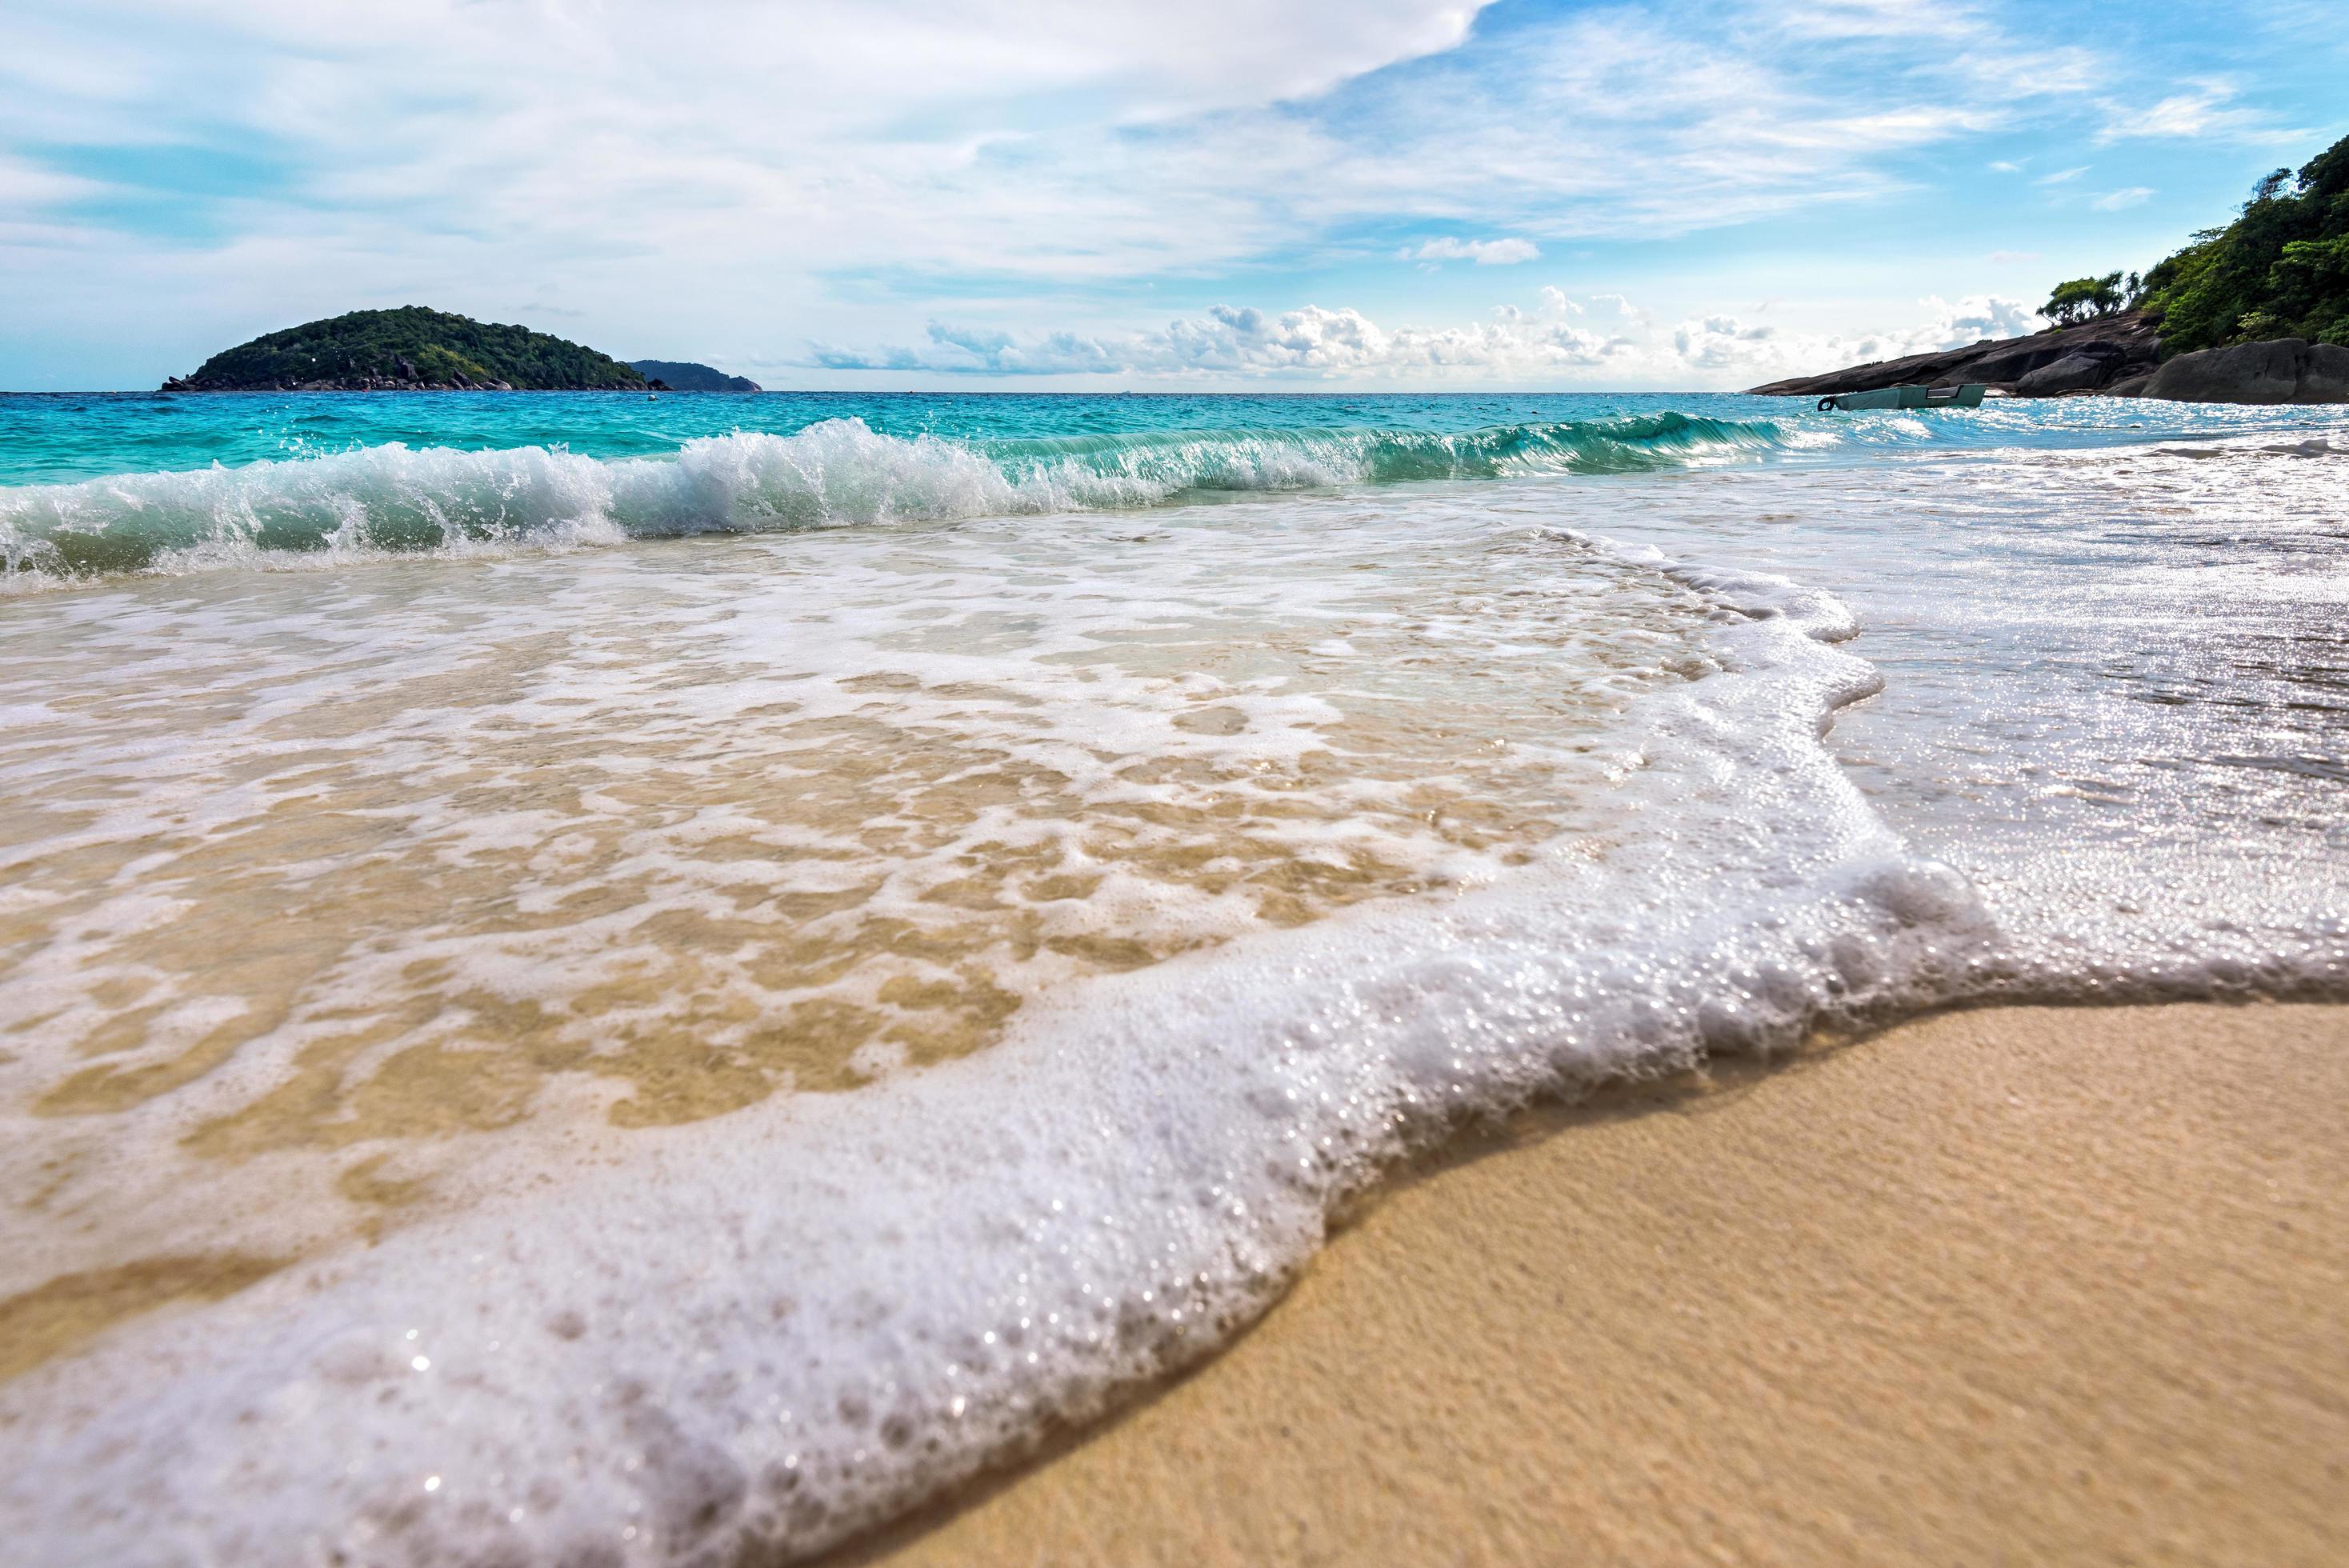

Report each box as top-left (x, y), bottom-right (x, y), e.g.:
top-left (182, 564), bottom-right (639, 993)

top-left (853, 1003), bottom-right (2349, 1566)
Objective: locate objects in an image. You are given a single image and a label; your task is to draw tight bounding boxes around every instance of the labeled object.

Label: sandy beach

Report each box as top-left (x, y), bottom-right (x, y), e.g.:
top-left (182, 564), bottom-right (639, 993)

top-left (854, 1003), bottom-right (2349, 1566)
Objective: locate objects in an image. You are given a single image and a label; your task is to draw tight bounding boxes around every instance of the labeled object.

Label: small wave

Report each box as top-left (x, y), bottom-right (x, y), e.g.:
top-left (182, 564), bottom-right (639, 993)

top-left (986, 410), bottom-right (1799, 488)
top-left (1, 414), bottom-right (1806, 585)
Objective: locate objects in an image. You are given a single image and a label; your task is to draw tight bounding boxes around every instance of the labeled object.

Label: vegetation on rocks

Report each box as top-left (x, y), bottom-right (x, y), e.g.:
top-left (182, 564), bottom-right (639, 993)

top-left (628, 359), bottom-right (762, 392)
top-left (2039, 270), bottom-right (2135, 326)
top-left (168, 306), bottom-right (646, 390)
top-left (1753, 136), bottom-right (2349, 403)
top-left (2133, 134), bottom-right (2349, 354)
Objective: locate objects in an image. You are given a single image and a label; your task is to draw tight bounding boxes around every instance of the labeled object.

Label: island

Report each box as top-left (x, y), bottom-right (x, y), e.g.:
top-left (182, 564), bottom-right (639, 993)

top-left (628, 359), bottom-right (762, 392)
top-left (1753, 134), bottom-right (2348, 405)
top-left (159, 306), bottom-right (649, 391)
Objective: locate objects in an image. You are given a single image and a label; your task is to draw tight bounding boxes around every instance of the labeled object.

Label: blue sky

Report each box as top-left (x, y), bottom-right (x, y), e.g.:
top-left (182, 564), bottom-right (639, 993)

top-left (2, 0), bottom-right (2342, 390)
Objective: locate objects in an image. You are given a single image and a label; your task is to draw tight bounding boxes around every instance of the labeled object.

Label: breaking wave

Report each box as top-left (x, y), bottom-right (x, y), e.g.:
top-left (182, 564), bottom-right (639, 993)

top-left (1, 413), bottom-right (1806, 583)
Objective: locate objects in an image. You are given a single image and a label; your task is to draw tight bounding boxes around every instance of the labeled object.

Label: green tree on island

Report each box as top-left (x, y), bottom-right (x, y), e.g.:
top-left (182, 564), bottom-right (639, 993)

top-left (2133, 135), bottom-right (2349, 352)
top-left (2039, 133), bottom-right (2348, 351)
top-left (2039, 270), bottom-right (2131, 325)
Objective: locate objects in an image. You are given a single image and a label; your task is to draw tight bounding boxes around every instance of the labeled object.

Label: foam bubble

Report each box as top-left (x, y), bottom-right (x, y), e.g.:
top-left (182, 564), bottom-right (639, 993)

top-left (0, 530), bottom-right (1995, 1564)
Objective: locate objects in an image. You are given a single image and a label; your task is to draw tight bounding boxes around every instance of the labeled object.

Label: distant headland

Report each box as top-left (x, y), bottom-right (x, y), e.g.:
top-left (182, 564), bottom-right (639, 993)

top-left (1755, 134), bottom-right (2348, 405)
top-left (158, 307), bottom-right (751, 394)
top-left (629, 359), bottom-right (762, 393)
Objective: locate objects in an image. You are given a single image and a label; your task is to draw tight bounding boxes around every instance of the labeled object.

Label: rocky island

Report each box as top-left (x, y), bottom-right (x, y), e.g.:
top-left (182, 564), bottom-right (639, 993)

top-left (628, 359), bottom-right (762, 392)
top-left (1754, 134), bottom-right (2349, 406)
top-left (160, 306), bottom-right (649, 391)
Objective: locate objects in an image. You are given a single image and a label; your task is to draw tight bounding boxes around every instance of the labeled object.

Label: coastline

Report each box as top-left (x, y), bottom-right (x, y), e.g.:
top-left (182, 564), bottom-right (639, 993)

top-left (850, 1002), bottom-right (2349, 1566)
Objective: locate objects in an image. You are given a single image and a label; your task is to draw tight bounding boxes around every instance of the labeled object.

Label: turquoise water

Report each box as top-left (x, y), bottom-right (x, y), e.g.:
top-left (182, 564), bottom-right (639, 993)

top-left (2, 388), bottom-right (2331, 583)
top-left (0, 387), bottom-right (2298, 487)
top-left (5, 390), bottom-right (1856, 482)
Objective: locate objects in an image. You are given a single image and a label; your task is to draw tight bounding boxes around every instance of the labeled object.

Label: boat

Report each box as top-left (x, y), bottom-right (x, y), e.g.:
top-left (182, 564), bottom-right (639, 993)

top-left (1815, 382), bottom-right (1987, 411)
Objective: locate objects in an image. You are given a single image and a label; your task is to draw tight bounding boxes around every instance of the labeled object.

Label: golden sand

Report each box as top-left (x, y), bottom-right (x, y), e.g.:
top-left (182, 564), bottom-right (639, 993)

top-left (0, 1253), bottom-right (286, 1384)
top-left (853, 1003), bottom-right (2349, 1566)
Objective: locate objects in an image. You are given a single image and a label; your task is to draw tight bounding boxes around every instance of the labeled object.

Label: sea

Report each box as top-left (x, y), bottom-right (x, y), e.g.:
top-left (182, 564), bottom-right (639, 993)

top-left (2, 390), bottom-right (2344, 1563)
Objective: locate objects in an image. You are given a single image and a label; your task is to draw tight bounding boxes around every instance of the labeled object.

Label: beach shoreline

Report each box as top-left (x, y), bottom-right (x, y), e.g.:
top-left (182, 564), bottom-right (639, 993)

top-left (6, 391), bottom-right (2345, 1565)
top-left (850, 1002), bottom-right (2349, 1566)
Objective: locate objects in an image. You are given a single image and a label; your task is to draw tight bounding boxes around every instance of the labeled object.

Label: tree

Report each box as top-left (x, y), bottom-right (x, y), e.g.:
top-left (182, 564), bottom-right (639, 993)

top-left (2135, 134), bottom-right (2349, 351)
top-left (2041, 271), bottom-right (2127, 326)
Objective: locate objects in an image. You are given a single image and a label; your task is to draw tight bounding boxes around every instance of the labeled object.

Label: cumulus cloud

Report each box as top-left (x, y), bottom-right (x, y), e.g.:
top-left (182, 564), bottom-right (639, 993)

top-left (1919, 294), bottom-right (2041, 343)
top-left (1672, 315), bottom-right (1777, 370)
top-left (815, 294), bottom-right (1629, 381)
top-left (1587, 294), bottom-right (1651, 327)
top-left (1403, 236), bottom-right (1542, 264)
top-left (1667, 293), bottom-right (2043, 378)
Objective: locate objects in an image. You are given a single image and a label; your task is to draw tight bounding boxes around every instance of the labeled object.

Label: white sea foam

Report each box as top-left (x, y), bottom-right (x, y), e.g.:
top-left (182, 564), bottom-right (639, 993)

top-left (0, 536), bottom-right (2011, 1564)
top-left (0, 494), bottom-right (1699, 1295)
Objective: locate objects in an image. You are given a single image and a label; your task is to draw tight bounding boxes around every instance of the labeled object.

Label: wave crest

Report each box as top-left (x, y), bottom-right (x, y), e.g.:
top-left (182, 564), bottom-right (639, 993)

top-left (1, 413), bottom-right (1803, 583)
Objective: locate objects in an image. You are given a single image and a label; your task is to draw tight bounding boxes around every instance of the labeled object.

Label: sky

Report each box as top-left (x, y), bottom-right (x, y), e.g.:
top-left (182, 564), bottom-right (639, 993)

top-left (2, 0), bottom-right (2343, 392)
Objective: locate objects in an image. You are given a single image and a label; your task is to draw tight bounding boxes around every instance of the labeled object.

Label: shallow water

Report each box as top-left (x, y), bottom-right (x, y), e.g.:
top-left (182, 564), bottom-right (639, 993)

top-left (0, 391), bottom-right (2343, 1565)
top-left (2, 492), bottom-right (1703, 1288)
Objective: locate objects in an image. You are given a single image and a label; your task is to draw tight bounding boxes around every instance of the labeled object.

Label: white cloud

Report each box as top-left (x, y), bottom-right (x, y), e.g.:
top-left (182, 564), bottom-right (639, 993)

top-left (0, 154), bottom-right (102, 207)
top-left (1919, 293), bottom-right (2041, 343)
top-left (1403, 236), bottom-right (1542, 264)
top-left (816, 294), bottom-right (1629, 381)
top-left (2091, 186), bottom-right (2154, 210)
top-left (1672, 315), bottom-right (1777, 370)
top-left (0, 0), bottom-right (2197, 386)
top-left (1986, 250), bottom-right (2042, 262)
top-left (2034, 166), bottom-right (2088, 185)
top-left (4, 0), bottom-right (2106, 290)
top-left (1667, 293), bottom-right (2042, 378)
top-left (1587, 294), bottom-right (1652, 327)
top-left (0, 2), bottom-right (1496, 310)
top-left (2095, 80), bottom-right (2303, 146)
top-left (814, 283), bottom-right (2053, 388)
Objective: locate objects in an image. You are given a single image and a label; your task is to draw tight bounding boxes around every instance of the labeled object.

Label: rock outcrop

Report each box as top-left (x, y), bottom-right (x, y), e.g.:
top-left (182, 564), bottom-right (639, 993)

top-left (1748, 313), bottom-right (2161, 400)
top-left (1750, 312), bottom-right (2349, 405)
top-left (2139, 338), bottom-right (2349, 404)
top-left (2015, 347), bottom-right (2130, 396)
